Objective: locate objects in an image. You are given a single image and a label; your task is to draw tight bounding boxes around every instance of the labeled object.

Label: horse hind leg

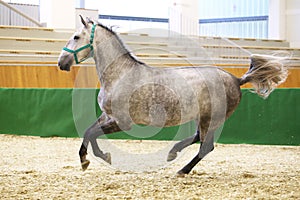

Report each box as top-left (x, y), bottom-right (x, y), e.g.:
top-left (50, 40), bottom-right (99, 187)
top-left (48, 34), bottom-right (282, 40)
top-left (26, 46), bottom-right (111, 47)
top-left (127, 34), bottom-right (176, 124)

top-left (167, 130), bottom-right (200, 162)
top-left (177, 128), bottom-right (215, 175)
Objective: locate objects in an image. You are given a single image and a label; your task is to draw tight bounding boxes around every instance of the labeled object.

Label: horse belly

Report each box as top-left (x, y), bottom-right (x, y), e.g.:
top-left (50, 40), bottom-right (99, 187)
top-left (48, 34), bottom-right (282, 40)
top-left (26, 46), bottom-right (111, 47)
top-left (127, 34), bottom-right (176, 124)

top-left (128, 83), bottom-right (199, 127)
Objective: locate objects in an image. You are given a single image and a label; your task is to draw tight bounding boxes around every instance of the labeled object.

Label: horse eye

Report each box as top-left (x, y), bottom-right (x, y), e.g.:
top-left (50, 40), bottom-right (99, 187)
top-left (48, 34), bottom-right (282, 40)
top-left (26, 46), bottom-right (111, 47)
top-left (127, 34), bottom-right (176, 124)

top-left (74, 35), bottom-right (80, 40)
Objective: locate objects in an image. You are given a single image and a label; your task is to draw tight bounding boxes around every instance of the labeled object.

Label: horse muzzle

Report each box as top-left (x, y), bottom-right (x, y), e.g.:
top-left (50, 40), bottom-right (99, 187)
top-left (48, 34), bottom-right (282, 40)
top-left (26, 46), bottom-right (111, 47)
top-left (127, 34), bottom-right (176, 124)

top-left (58, 54), bottom-right (74, 71)
top-left (59, 64), bottom-right (70, 71)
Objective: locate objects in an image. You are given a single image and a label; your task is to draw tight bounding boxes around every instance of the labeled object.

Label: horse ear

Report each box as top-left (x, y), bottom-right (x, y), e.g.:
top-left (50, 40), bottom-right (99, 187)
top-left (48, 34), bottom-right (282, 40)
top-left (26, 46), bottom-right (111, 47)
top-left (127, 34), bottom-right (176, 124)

top-left (86, 17), bottom-right (94, 25)
top-left (79, 15), bottom-right (88, 28)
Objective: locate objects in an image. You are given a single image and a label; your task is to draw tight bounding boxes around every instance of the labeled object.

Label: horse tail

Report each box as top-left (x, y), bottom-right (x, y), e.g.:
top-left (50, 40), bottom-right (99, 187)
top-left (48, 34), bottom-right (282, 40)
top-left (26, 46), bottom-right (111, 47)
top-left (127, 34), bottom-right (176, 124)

top-left (239, 54), bottom-right (289, 99)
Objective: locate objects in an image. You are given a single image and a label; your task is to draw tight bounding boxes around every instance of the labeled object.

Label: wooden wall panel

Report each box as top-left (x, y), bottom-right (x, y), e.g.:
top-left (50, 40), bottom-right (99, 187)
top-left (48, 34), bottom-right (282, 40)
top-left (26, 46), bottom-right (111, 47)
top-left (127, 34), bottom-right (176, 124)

top-left (0, 66), bottom-right (299, 88)
top-left (0, 66), bottom-right (100, 88)
top-left (225, 67), bottom-right (300, 88)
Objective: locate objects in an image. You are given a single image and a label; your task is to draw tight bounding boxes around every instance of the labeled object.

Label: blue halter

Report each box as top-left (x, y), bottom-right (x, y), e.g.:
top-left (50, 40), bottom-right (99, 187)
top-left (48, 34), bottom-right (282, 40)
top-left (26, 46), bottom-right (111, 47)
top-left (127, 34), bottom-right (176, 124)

top-left (63, 24), bottom-right (96, 64)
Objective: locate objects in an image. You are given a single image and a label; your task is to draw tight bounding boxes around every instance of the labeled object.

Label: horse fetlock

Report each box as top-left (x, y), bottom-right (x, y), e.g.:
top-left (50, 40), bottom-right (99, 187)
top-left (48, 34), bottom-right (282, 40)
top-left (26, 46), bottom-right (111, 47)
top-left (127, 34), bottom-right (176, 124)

top-left (167, 151), bottom-right (178, 162)
top-left (79, 144), bottom-right (88, 157)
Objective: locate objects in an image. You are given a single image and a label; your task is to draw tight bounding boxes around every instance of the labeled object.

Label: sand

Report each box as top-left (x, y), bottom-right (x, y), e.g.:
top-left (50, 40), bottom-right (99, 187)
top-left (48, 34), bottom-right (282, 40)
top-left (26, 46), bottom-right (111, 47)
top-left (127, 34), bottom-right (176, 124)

top-left (0, 134), bottom-right (299, 199)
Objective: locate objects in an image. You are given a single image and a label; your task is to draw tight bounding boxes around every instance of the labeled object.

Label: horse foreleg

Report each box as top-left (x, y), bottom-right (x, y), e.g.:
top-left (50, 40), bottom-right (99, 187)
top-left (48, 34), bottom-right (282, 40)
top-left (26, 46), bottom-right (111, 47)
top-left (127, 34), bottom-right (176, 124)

top-left (79, 113), bottom-right (122, 171)
top-left (177, 130), bottom-right (214, 175)
top-left (79, 137), bottom-right (90, 171)
top-left (79, 119), bottom-right (104, 171)
top-left (167, 131), bottom-right (200, 162)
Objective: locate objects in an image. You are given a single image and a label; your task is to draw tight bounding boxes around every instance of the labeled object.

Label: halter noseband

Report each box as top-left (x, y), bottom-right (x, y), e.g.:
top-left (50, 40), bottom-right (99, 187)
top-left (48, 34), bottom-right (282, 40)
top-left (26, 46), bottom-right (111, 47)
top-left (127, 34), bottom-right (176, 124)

top-left (63, 24), bottom-right (96, 64)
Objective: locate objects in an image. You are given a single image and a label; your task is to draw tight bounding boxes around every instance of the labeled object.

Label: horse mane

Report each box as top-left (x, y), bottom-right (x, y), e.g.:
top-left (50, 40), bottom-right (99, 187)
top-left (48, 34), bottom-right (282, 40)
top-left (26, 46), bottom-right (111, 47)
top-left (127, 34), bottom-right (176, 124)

top-left (95, 22), bottom-right (145, 65)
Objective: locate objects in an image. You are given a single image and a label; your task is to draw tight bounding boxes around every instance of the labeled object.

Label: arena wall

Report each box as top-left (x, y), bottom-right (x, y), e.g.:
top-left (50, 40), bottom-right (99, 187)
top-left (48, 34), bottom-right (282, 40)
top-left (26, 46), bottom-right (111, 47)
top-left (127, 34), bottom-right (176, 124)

top-left (0, 65), bottom-right (300, 88)
top-left (1, 61), bottom-right (299, 145)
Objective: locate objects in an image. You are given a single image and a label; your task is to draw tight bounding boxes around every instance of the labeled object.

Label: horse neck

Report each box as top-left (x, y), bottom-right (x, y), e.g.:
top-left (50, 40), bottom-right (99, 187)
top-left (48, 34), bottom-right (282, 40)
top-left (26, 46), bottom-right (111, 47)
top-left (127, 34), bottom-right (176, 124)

top-left (93, 31), bottom-right (140, 89)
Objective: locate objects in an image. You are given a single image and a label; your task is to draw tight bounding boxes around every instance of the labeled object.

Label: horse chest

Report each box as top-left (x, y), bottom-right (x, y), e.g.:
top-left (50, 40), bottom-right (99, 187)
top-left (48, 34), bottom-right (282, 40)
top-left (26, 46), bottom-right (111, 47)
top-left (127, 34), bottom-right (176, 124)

top-left (97, 89), bottom-right (113, 114)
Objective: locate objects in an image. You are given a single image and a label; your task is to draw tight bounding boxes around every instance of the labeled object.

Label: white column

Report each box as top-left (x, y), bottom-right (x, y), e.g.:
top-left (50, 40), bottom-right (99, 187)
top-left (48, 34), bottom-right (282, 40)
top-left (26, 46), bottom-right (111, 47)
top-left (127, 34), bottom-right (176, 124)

top-left (169, 0), bottom-right (199, 35)
top-left (268, 0), bottom-right (286, 40)
top-left (286, 0), bottom-right (300, 48)
top-left (40, 0), bottom-right (76, 29)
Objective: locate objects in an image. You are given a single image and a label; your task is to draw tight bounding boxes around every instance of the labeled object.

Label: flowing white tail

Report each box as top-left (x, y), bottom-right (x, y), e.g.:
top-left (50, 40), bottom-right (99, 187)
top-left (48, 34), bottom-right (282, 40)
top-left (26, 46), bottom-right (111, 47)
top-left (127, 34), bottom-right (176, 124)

top-left (239, 54), bottom-right (289, 98)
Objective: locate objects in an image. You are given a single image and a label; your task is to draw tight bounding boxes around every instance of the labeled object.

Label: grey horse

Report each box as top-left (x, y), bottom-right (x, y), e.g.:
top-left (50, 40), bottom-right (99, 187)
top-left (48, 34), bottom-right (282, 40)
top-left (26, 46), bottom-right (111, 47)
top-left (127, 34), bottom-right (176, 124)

top-left (58, 16), bottom-right (288, 175)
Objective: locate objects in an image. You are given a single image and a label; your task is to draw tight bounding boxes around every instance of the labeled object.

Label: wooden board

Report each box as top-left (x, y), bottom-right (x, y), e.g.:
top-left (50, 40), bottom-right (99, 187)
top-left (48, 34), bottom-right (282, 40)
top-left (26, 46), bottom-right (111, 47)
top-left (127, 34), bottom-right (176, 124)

top-left (0, 65), bottom-right (299, 88)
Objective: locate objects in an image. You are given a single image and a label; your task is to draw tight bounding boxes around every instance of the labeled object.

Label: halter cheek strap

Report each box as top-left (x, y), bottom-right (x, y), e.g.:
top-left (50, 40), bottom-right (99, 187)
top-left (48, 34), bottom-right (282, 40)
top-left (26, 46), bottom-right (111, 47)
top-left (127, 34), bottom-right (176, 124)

top-left (63, 24), bottom-right (96, 64)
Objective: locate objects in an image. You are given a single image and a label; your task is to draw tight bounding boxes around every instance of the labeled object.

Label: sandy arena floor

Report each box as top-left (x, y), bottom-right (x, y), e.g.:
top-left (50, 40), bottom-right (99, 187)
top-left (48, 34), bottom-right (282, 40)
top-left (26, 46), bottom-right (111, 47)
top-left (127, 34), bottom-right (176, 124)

top-left (0, 134), bottom-right (299, 199)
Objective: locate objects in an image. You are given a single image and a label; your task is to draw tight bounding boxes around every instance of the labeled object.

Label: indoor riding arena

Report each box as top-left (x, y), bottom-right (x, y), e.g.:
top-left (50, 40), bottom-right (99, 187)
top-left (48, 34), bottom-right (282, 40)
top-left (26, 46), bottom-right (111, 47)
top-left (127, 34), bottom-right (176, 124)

top-left (0, 0), bottom-right (299, 199)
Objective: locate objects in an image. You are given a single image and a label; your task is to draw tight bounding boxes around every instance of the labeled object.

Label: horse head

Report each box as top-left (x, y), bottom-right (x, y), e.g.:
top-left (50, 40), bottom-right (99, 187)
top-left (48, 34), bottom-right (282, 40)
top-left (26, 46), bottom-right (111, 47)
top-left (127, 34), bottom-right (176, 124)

top-left (58, 15), bottom-right (96, 71)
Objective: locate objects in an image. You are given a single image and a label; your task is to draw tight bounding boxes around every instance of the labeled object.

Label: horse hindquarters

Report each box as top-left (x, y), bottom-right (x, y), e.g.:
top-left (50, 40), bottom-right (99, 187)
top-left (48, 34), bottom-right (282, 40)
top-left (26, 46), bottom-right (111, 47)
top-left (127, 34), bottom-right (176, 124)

top-left (175, 71), bottom-right (242, 175)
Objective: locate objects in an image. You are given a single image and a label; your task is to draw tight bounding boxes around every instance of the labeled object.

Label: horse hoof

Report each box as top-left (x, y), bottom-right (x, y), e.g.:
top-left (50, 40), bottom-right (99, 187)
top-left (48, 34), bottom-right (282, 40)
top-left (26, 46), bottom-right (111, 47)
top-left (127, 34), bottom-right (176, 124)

top-left (176, 170), bottom-right (187, 178)
top-left (167, 152), bottom-right (177, 162)
top-left (104, 152), bottom-right (111, 165)
top-left (81, 160), bottom-right (90, 171)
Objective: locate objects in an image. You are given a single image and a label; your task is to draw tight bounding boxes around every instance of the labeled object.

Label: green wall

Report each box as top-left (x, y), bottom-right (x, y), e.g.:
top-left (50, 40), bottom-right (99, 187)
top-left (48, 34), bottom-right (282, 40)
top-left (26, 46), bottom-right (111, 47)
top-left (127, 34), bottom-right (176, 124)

top-left (0, 88), bottom-right (299, 145)
top-left (219, 89), bottom-right (299, 145)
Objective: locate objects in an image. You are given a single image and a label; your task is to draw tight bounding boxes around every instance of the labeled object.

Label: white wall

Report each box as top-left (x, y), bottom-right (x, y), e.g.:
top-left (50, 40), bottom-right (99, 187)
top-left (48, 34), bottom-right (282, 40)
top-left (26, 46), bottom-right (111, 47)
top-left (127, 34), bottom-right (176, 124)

top-left (268, 0), bottom-right (300, 47)
top-left (75, 8), bottom-right (98, 29)
top-left (286, 0), bottom-right (300, 47)
top-left (85, 0), bottom-right (170, 18)
top-left (40, 0), bottom-right (76, 29)
top-left (169, 0), bottom-right (199, 35)
top-left (37, 0), bottom-right (299, 46)
top-left (268, 0), bottom-right (286, 40)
